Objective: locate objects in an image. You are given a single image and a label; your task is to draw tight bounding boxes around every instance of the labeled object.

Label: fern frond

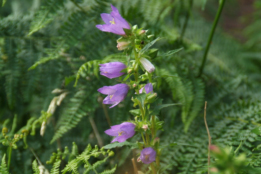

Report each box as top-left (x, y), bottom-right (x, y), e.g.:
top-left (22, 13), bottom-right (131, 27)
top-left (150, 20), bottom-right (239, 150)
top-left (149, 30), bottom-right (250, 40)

top-left (0, 154), bottom-right (9, 174)
top-left (74, 60), bottom-right (101, 86)
top-left (32, 160), bottom-right (40, 174)
top-left (28, 0), bottom-right (64, 36)
top-left (50, 160), bottom-right (61, 174)
top-left (51, 88), bottom-right (98, 143)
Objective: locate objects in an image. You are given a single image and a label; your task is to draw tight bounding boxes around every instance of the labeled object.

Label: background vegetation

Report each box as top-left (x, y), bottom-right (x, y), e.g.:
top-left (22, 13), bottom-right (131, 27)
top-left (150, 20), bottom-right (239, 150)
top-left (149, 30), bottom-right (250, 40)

top-left (0, 0), bottom-right (261, 173)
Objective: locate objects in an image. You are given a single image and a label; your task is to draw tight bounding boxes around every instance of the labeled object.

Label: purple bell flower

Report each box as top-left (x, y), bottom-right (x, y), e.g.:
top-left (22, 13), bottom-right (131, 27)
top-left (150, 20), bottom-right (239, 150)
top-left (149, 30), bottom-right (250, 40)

top-left (96, 5), bottom-right (131, 35)
top-left (140, 147), bottom-right (156, 164)
top-left (139, 83), bottom-right (153, 94)
top-left (97, 84), bottom-right (129, 108)
top-left (105, 122), bottom-right (136, 143)
top-left (99, 62), bottom-right (126, 79)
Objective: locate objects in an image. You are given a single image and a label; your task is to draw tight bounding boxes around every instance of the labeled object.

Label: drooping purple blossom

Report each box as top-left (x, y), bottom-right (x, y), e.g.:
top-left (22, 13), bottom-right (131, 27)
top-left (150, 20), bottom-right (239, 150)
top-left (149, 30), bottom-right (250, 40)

top-left (105, 122), bottom-right (136, 143)
top-left (139, 83), bottom-right (153, 94)
top-left (140, 147), bottom-right (156, 164)
top-left (97, 84), bottom-right (129, 108)
top-left (96, 5), bottom-right (130, 35)
top-left (140, 58), bottom-right (155, 73)
top-left (99, 62), bottom-right (126, 79)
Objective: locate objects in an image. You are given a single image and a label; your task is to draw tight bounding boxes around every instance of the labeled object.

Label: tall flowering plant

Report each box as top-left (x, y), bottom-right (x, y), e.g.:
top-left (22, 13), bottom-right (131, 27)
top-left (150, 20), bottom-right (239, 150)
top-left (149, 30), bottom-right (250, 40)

top-left (95, 4), bottom-right (179, 173)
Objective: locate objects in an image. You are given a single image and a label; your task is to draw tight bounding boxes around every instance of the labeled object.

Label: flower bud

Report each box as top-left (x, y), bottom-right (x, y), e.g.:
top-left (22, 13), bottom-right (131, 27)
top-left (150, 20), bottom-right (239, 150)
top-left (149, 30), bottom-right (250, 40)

top-left (2, 127), bottom-right (8, 136)
top-left (142, 124), bottom-right (148, 131)
top-left (140, 58), bottom-right (155, 73)
top-left (139, 30), bottom-right (146, 35)
top-left (210, 145), bottom-right (221, 154)
top-left (133, 84), bottom-right (137, 88)
top-left (117, 41), bottom-right (130, 50)
top-left (127, 68), bottom-right (132, 74)
top-left (137, 156), bottom-right (141, 162)
top-left (109, 151), bottom-right (114, 157)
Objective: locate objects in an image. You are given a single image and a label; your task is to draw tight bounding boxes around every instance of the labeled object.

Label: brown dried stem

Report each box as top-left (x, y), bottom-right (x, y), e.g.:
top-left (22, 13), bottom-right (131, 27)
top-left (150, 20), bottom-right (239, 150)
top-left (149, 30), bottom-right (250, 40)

top-left (204, 101), bottom-right (211, 174)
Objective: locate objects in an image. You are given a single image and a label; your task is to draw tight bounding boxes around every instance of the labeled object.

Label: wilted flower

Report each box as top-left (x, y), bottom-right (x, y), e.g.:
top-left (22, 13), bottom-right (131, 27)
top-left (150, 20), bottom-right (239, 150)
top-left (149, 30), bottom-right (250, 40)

top-left (139, 83), bottom-right (153, 94)
top-left (140, 147), bottom-right (156, 164)
top-left (99, 62), bottom-right (126, 79)
top-left (96, 5), bottom-right (130, 35)
top-left (97, 84), bottom-right (129, 108)
top-left (105, 122), bottom-right (136, 143)
top-left (140, 58), bottom-right (155, 73)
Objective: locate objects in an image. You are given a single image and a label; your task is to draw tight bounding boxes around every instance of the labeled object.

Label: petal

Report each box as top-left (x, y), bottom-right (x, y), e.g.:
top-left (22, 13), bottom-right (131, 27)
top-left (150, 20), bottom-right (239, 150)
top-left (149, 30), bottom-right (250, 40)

top-left (103, 96), bottom-right (115, 104)
top-left (100, 72), bottom-right (125, 79)
top-left (100, 13), bottom-right (113, 24)
top-left (110, 4), bottom-right (119, 14)
top-left (112, 135), bottom-right (127, 143)
top-left (114, 16), bottom-right (130, 30)
top-left (144, 83), bottom-right (153, 94)
top-left (109, 101), bottom-right (121, 108)
top-left (105, 128), bottom-right (119, 136)
top-left (96, 24), bottom-right (111, 32)
top-left (97, 86), bottom-right (115, 95)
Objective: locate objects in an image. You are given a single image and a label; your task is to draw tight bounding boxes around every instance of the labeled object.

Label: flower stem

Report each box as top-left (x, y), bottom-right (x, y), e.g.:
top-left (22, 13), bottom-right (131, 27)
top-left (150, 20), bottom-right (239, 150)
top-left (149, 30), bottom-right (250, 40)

top-left (198, 0), bottom-right (225, 77)
top-left (7, 145), bottom-right (12, 169)
top-left (141, 133), bottom-right (146, 145)
top-left (151, 115), bottom-right (155, 138)
top-left (151, 163), bottom-right (157, 174)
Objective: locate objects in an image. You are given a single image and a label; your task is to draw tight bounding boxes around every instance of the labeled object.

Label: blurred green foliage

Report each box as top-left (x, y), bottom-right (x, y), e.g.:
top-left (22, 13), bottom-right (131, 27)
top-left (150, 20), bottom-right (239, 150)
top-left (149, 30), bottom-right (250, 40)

top-left (0, 0), bottom-right (261, 173)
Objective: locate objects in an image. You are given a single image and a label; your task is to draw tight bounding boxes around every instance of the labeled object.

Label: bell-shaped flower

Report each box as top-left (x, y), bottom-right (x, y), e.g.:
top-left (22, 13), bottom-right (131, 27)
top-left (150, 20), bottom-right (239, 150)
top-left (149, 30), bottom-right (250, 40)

top-left (105, 122), bottom-right (135, 143)
top-left (140, 147), bottom-right (156, 164)
top-left (97, 84), bottom-right (129, 108)
top-left (96, 5), bottom-right (130, 35)
top-left (99, 62), bottom-right (126, 79)
top-left (140, 58), bottom-right (155, 73)
top-left (139, 83), bottom-right (153, 94)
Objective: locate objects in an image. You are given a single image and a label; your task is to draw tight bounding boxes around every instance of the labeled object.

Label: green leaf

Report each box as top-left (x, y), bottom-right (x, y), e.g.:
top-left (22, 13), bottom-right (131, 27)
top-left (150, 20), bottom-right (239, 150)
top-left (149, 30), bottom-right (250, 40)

top-left (151, 103), bottom-right (181, 115)
top-left (251, 127), bottom-right (261, 135)
top-left (123, 28), bottom-right (132, 36)
top-left (129, 109), bottom-right (141, 116)
top-left (140, 37), bottom-right (161, 54)
top-left (159, 47), bottom-right (183, 57)
top-left (103, 141), bottom-right (137, 149)
top-left (136, 93), bottom-right (147, 107)
top-left (65, 75), bottom-right (75, 86)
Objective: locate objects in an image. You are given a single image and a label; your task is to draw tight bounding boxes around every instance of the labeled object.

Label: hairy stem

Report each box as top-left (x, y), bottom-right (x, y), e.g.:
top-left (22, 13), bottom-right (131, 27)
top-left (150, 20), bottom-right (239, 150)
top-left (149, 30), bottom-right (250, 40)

top-left (204, 101), bottom-right (211, 174)
top-left (198, 0), bottom-right (225, 77)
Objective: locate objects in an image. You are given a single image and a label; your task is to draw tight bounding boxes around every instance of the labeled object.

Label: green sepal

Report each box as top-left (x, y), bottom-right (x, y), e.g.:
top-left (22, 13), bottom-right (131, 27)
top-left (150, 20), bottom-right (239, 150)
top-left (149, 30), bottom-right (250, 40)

top-left (123, 28), bottom-right (132, 36)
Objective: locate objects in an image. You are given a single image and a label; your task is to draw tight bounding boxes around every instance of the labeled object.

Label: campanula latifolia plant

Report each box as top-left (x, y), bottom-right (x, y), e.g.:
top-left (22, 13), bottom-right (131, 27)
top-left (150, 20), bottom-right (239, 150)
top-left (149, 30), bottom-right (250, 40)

top-left (96, 4), bottom-right (180, 173)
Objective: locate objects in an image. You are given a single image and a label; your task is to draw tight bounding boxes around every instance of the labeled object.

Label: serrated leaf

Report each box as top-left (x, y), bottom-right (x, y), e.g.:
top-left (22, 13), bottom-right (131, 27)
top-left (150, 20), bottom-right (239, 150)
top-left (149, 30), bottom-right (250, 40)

top-left (140, 37), bottom-right (161, 55)
top-left (159, 47), bottom-right (183, 57)
top-left (103, 141), bottom-right (137, 149)
top-left (151, 103), bottom-right (181, 115)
